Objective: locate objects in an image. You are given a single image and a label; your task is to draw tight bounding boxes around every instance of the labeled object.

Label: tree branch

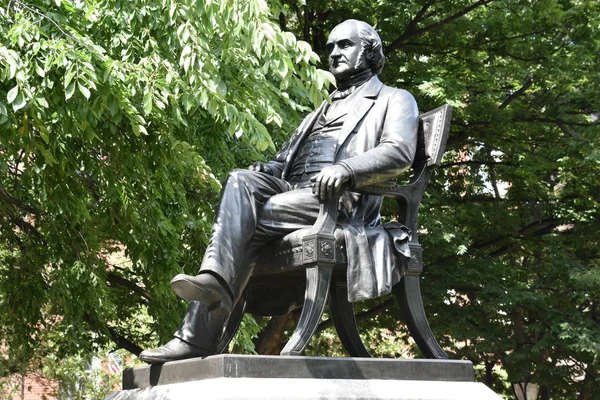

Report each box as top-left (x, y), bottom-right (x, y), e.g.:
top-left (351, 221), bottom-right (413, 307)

top-left (278, 12), bottom-right (286, 31)
top-left (106, 272), bottom-right (152, 301)
top-left (476, 29), bottom-right (552, 46)
top-left (83, 313), bottom-right (144, 356)
top-left (13, 149), bottom-right (25, 185)
top-left (0, 185), bottom-right (40, 215)
top-left (440, 160), bottom-right (510, 168)
top-left (499, 78), bottom-right (534, 109)
top-left (316, 298), bottom-right (395, 334)
top-left (471, 218), bottom-right (558, 251)
top-left (519, 117), bottom-right (598, 127)
top-left (10, 0), bottom-right (82, 45)
top-left (385, 1), bottom-right (436, 54)
top-left (106, 326), bottom-right (144, 356)
top-left (446, 195), bottom-right (508, 203)
top-left (487, 155), bottom-right (502, 199)
top-left (425, 218), bottom-right (559, 268)
top-left (385, 0), bottom-right (496, 54)
top-left (255, 312), bottom-right (297, 355)
top-left (303, 5), bottom-right (310, 42)
top-left (6, 216), bottom-right (43, 240)
top-left (503, 53), bottom-right (549, 62)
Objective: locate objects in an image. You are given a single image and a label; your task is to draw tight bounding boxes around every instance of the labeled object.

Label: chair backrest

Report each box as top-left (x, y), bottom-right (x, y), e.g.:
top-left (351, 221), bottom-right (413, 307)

top-left (360, 104), bottom-right (452, 237)
top-left (415, 104), bottom-right (453, 170)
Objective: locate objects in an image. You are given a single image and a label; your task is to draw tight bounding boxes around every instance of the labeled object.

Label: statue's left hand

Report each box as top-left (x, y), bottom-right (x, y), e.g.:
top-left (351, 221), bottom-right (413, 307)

top-left (249, 161), bottom-right (274, 175)
top-left (311, 165), bottom-right (351, 201)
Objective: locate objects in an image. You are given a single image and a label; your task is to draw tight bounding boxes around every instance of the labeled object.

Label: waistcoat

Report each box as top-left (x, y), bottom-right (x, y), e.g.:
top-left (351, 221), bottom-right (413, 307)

top-left (288, 108), bottom-right (346, 183)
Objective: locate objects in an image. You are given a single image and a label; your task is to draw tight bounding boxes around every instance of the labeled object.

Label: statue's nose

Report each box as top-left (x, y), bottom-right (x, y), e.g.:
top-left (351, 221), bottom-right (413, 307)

top-left (330, 45), bottom-right (342, 57)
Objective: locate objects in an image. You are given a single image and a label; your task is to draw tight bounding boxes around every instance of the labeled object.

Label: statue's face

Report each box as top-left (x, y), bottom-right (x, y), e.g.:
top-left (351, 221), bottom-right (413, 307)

top-left (326, 22), bottom-right (370, 81)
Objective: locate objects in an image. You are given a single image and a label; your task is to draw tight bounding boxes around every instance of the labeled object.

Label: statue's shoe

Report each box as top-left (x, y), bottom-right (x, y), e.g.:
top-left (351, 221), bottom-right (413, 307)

top-left (138, 338), bottom-right (208, 364)
top-left (170, 273), bottom-right (233, 313)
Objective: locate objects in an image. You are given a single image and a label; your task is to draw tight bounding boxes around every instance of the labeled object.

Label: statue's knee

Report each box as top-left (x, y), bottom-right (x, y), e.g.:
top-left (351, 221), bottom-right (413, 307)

top-left (226, 169), bottom-right (252, 184)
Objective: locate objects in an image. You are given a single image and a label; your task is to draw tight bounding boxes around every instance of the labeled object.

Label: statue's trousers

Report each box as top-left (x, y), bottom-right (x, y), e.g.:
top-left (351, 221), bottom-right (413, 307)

top-left (199, 169), bottom-right (320, 301)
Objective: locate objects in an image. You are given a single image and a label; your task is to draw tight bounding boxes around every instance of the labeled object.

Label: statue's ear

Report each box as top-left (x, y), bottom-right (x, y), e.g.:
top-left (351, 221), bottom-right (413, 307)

top-left (367, 48), bottom-right (375, 61)
top-left (367, 41), bottom-right (380, 62)
top-left (363, 45), bottom-right (374, 65)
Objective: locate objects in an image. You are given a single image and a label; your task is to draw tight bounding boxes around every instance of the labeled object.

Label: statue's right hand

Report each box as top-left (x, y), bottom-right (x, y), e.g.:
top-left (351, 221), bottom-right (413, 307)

top-left (248, 161), bottom-right (273, 175)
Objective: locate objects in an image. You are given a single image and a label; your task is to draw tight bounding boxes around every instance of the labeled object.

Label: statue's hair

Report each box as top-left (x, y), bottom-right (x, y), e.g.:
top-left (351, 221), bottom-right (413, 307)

top-left (344, 19), bottom-right (385, 74)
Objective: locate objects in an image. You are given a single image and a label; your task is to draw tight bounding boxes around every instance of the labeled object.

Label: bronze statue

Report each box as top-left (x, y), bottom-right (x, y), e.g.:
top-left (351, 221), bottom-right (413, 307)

top-left (139, 19), bottom-right (419, 364)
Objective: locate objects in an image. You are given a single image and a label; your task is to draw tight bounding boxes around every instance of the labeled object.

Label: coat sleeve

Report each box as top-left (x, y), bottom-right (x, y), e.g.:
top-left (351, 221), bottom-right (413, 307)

top-left (265, 139), bottom-right (290, 179)
top-left (337, 89), bottom-right (419, 188)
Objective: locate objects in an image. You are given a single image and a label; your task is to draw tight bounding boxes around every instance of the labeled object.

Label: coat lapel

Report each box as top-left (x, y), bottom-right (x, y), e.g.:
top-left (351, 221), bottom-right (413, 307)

top-left (336, 76), bottom-right (384, 154)
top-left (324, 105), bottom-right (348, 124)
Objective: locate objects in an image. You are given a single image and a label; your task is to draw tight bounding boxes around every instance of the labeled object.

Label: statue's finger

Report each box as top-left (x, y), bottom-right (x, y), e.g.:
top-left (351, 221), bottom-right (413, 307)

top-left (313, 176), bottom-right (322, 198)
top-left (326, 175), bottom-right (337, 199)
top-left (333, 177), bottom-right (342, 196)
top-left (320, 175), bottom-right (330, 201)
top-left (329, 175), bottom-right (339, 199)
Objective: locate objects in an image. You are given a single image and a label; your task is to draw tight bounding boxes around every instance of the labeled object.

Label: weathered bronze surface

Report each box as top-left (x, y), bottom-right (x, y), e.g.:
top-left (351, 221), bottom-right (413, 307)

top-left (139, 19), bottom-right (434, 364)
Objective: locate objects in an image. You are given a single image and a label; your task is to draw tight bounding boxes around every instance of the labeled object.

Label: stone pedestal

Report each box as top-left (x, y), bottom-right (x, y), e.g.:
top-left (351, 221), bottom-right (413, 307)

top-left (107, 354), bottom-right (502, 400)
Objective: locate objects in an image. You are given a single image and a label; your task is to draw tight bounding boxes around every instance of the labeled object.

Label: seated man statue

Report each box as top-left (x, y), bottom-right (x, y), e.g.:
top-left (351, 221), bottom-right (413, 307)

top-left (139, 19), bottom-right (418, 363)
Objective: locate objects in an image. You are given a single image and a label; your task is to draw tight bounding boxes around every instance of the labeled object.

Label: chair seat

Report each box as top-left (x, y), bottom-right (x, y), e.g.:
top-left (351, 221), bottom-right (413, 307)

top-left (251, 221), bottom-right (413, 277)
top-left (252, 227), bottom-right (347, 276)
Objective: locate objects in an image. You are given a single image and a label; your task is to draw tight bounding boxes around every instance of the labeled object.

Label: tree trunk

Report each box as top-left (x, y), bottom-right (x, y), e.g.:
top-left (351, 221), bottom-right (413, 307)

top-left (255, 311), bottom-right (299, 355)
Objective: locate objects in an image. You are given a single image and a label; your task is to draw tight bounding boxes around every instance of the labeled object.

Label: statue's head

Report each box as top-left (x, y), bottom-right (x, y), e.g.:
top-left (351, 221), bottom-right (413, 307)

top-left (326, 19), bottom-right (385, 81)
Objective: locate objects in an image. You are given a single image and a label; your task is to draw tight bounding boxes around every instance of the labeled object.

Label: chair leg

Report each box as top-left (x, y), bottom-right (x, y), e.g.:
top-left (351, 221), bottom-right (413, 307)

top-left (281, 264), bottom-right (333, 356)
top-left (217, 296), bottom-right (246, 354)
top-left (329, 279), bottom-right (371, 358)
top-left (394, 275), bottom-right (448, 359)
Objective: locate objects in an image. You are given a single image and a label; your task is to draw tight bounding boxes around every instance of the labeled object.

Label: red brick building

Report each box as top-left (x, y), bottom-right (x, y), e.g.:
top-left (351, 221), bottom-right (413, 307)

top-left (1, 373), bottom-right (58, 400)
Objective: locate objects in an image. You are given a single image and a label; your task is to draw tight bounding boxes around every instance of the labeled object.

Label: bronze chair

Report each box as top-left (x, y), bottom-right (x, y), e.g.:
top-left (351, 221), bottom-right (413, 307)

top-left (217, 104), bottom-right (452, 358)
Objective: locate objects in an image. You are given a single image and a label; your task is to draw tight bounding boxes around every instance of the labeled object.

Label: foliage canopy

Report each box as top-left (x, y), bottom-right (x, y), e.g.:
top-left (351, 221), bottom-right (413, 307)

top-left (1, 0), bottom-right (599, 399)
top-left (0, 0), bottom-right (331, 379)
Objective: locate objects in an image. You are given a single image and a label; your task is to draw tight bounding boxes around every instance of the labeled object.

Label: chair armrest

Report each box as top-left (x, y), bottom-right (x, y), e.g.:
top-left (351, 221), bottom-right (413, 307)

top-left (307, 194), bottom-right (341, 237)
top-left (357, 167), bottom-right (431, 236)
top-left (300, 191), bottom-right (345, 265)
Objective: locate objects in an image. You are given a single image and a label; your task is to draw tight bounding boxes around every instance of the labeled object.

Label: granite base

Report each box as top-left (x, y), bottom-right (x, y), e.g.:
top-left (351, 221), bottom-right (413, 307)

top-left (107, 355), bottom-right (502, 400)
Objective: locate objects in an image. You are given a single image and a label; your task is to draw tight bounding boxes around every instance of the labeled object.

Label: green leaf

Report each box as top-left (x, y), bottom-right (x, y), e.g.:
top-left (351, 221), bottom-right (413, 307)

top-left (7, 86), bottom-right (18, 104)
top-left (217, 80), bottom-right (227, 98)
top-left (132, 124), bottom-right (148, 136)
top-left (35, 63), bottom-right (45, 77)
top-left (78, 82), bottom-right (91, 100)
top-left (6, 52), bottom-right (18, 79)
top-left (64, 67), bottom-right (76, 89)
top-left (39, 128), bottom-right (50, 144)
top-left (12, 91), bottom-right (26, 112)
top-left (36, 96), bottom-right (49, 108)
top-left (143, 89), bottom-right (152, 115)
top-left (65, 82), bottom-right (76, 100)
top-left (108, 97), bottom-right (119, 116)
top-left (32, 141), bottom-right (58, 164)
top-left (40, 147), bottom-right (57, 164)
